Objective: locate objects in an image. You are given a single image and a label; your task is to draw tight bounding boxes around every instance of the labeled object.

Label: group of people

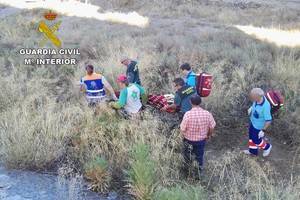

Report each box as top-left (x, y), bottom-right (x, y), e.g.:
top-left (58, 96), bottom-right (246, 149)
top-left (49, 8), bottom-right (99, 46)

top-left (79, 58), bottom-right (145, 115)
top-left (79, 59), bottom-right (273, 175)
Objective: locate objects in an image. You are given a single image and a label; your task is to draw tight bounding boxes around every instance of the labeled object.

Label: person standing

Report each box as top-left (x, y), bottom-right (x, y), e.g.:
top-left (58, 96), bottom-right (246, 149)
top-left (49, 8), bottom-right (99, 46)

top-left (180, 63), bottom-right (197, 88)
top-left (121, 58), bottom-right (141, 85)
top-left (180, 94), bottom-right (216, 173)
top-left (243, 88), bottom-right (272, 157)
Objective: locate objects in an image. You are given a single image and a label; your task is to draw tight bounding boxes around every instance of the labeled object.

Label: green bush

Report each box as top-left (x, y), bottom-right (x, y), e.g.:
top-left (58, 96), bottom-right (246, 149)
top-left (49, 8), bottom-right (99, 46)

top-left (126, 143), bottom-right (157, 200)
top-left (155, 185), bottom-right (206, 200)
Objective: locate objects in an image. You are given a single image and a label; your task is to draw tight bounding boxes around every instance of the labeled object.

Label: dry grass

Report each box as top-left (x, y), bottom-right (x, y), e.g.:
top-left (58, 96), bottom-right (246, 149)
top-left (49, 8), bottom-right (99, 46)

top-left (0, 0), bottom-right (300, 199)
top-left (84, 156), bottom-right (111, 193)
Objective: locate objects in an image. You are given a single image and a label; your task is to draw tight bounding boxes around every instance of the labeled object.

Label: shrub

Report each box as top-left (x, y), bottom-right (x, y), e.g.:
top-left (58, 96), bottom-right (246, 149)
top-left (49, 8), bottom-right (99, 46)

top-left (155, 184), bottom-right (206, 200)
top-left (84, 156), bottom-right (111, 193)
top-left (126, 143), bottom-right (157, 200)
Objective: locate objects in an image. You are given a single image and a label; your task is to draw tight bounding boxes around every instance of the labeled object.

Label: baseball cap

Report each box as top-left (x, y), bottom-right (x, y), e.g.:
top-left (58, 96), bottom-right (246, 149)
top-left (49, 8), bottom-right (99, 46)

top-left (117, 74), bottom-right (127, 83)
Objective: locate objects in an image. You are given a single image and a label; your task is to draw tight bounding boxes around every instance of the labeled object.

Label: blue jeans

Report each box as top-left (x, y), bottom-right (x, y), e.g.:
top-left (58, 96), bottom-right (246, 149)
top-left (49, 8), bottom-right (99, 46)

top-left (183, 139), bottom-right (206, 168)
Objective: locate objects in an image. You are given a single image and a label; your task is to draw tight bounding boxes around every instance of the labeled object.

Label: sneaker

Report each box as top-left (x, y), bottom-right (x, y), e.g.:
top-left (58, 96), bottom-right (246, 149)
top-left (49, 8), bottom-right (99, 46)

top-left (242, 150), bottom-right (251, 155)
top-left (263, 144), bottom-right (272, 157)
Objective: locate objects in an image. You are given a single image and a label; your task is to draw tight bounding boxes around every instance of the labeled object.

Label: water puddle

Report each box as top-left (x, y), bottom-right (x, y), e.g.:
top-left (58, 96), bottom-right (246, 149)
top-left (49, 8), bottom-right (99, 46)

top-left (0, 166), bottom-right (116, 200)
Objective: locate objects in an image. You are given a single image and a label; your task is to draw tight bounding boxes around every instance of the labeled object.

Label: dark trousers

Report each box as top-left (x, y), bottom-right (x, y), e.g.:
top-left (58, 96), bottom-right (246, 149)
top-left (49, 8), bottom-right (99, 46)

top-left (183, 138), bottom-right (206, 168)
top-left (248, 123), bottom-right (270, 155)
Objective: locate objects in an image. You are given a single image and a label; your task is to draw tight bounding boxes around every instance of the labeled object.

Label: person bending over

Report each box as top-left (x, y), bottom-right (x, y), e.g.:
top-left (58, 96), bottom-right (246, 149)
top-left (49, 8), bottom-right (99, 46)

top-left (80, 64), bottom-right (117, 105)
top-left (109, 75), bottom-right (147, 116)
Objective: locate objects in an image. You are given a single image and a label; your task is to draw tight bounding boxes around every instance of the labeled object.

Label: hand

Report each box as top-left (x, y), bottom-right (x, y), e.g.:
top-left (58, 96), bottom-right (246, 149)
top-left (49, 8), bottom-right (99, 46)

top-left (108, 102), bottom-right (114, 108)
top-left (112, 95), bottom-right (118, 101)
top-left (206, 134), bottom-right (213, 140)
top-left (248, 107), bottom-right (252, 115)
top-left (258, 130), bottom-right (265, 138)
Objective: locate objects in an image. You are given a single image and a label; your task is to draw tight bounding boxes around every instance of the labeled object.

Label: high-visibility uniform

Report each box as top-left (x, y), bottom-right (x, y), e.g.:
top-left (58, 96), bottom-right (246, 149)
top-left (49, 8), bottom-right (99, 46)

top-left (174, 85), bottom-right (196, 114)
top-left (248, 97), bottom-right (272, 155)
top-left (80, 73), bottom-right (106, 103)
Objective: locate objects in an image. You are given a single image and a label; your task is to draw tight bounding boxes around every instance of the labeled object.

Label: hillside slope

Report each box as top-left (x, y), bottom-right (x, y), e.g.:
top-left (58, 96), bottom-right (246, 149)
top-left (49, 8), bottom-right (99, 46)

top-left (0, 0), bottom-right (299, 199)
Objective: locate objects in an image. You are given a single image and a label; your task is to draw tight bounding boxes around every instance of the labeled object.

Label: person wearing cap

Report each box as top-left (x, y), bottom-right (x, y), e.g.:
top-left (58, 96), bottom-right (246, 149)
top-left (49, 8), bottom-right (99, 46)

top-left (180, 63), bottom-right (197, 88)
top-left (109, 75), bottom-right (147, 115)
top-left (121, 58), bottom-right (141, 85)
top-left (161, 78), bottom-right (196, 118)
top-left (180, 94), bottom-right (216, 175)
top-left (243, 88), bottom-right (272, 157)
top-left (80, 65), bottom-right (118, 104)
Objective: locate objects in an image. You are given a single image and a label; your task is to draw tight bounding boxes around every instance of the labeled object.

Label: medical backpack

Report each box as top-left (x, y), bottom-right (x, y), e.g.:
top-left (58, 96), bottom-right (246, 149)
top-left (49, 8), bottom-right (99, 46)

top-left (266, 90), bottom-right (284, 114)
top-left (196, 72), bottom-right (213, 97)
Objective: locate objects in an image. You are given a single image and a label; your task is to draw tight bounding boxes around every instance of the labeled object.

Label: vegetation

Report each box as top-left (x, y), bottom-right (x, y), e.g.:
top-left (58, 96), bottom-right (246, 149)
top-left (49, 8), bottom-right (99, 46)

top-left (126, 144), bottom-right (156, 200)
top-left (84, 156), bottom-right (111, 193)
top-left (154, 185), bottom-right (206, 200)
top-left (0, 0), bottom-right (299, 199)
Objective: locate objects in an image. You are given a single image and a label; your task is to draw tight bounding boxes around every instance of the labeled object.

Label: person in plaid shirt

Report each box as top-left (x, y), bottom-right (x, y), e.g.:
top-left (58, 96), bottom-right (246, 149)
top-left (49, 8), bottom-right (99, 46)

top-left (180, 94), bottom-right (216, 174)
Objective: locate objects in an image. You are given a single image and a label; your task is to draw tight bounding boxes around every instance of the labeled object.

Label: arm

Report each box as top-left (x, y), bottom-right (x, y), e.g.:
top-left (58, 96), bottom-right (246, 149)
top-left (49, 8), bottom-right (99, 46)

top-left (180, 114), bottom-right (188, 134)
top-left (80, 78), bottom-right (86, 92)
top-left (80, 84), bottom-right (85, 92)
top-left (263, 121), bottom-right (272, 131)
top-left (110, 88), bottom-right (127, 110)
top-left (141, 93), bottom-right (148, 105)
top-left (207, 127), bottom-right (214, 139)
top-left (135, 84), bottom-right (148, 104)
top-left (247, 106), bottom-right (252, 115)
top-left (102, 76), bottom-right (118, 100)
top-left (262, 103), bottom-right (272, 131)
top-left (207, 113), bottom-right (216, 139)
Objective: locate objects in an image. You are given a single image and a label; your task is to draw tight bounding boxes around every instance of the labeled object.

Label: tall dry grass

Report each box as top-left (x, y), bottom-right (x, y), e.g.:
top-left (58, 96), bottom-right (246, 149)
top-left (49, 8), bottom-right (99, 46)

top-left (0, 1), bottom-right (299, 199)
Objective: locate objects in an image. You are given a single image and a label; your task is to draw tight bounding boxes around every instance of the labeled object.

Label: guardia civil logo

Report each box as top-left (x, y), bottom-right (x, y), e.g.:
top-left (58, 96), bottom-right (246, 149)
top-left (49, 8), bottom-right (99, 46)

top-left (38, 10), bottom-right (62, 48)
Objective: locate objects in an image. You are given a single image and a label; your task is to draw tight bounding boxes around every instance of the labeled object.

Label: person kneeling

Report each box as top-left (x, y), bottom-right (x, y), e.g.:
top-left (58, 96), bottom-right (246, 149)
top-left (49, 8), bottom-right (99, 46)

top-left (109, 75), bottom-right (147, 117)
top-left (180, 94), bottom-right (216, 176)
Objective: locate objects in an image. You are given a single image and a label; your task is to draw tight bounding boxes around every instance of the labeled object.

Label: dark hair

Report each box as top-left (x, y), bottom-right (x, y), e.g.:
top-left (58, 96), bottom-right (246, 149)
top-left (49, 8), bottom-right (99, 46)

top-left (86, 64), bottom-right (94, 71)
top-left (190, 94), bottom-right (202, 105)
top-left (173, 78), bottom-right (185, 87)
top-left (180, 63), bottom-right (191, 71)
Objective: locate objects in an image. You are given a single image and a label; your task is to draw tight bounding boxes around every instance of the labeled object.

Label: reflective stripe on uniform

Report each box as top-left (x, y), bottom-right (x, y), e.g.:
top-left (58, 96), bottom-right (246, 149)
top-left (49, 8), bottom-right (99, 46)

top-left (86, 89), bottom-right (105, 93)
top-left (86, 95), bottom-right (106, 99)
top-left (248, 140), bottom-right (258, 149)
top-left (258, 140), bottom-right (267, 149)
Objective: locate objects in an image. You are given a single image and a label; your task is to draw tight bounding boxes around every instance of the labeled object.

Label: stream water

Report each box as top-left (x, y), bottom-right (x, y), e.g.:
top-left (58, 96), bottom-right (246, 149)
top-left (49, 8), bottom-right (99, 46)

top-left (0, 165), bottom-right (118, 200)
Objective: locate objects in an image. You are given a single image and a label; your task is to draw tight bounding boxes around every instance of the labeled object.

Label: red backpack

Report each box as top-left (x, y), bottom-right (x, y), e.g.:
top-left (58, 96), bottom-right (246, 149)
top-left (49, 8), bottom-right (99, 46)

top-left (266, 90), bottom-right (284, 114)
top-left (196, 72), bottom-right (213, 97)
